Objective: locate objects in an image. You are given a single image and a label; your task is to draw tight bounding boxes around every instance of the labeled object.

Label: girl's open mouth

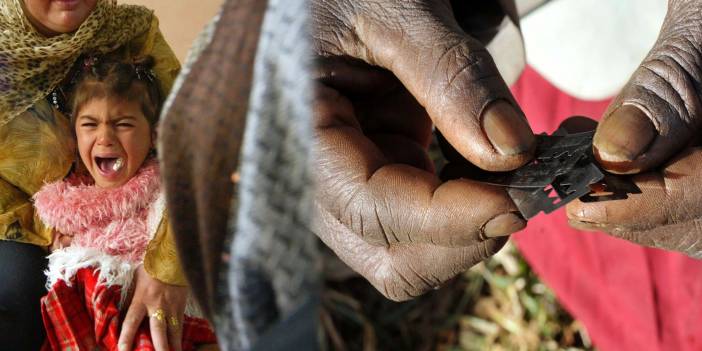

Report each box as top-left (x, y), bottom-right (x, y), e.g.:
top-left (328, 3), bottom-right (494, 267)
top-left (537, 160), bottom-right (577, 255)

top-left (95, 157), bottom-right (124, 177)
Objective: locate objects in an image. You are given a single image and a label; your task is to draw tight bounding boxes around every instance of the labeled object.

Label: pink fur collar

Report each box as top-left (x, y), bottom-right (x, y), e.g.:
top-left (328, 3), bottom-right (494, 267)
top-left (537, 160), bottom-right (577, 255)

top-left (34, 160), bottom-right (160, 262)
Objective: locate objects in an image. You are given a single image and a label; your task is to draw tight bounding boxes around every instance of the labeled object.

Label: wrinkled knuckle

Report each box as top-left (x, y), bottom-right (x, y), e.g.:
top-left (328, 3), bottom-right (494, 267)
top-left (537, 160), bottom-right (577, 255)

top-left (311, 0), bottom-right (358, 55)
top-left (433, 42), bottom-right (495, 89)
top-left (426, 41), bottom-right (501, 115)
top-left (636, 57), bottom-right (698, 126)
top-left (637, 21), bottom-right (702, 127)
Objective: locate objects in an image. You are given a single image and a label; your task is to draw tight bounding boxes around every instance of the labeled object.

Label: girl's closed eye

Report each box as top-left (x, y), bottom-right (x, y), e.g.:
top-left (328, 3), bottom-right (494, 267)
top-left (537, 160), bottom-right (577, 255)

top-left (115, 117), bottom-right (136, 128)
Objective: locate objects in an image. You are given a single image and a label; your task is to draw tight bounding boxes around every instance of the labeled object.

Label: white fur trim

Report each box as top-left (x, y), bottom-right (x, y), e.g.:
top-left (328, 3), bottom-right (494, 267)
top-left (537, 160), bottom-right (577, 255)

top-left (46, 246), bottom-right (137, 307)
top-left (185, 298), bottom-right (205, 318)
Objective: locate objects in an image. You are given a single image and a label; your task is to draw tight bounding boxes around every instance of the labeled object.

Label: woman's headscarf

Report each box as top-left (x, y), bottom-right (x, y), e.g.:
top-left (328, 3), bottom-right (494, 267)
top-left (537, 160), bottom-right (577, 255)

top-left (0, 0), bottom-right (153, 126)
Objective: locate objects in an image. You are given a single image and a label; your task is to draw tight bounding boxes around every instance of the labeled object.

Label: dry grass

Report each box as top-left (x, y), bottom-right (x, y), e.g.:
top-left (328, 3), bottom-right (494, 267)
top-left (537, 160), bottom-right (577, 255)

top-left (321, 242), bottom-right (595, 351)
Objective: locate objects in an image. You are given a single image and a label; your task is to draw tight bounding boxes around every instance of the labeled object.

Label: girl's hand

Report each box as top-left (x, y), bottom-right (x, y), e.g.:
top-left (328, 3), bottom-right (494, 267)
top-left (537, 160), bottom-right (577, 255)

top-left (49, 230), bottom-right (72, 252)
top-left (118, 265), bottom-right (188, 351)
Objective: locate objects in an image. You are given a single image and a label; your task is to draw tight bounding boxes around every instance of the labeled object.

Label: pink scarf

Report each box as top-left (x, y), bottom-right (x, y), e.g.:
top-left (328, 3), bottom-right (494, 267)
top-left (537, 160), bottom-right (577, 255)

top-left (34, 160), bottom-right (160, 262)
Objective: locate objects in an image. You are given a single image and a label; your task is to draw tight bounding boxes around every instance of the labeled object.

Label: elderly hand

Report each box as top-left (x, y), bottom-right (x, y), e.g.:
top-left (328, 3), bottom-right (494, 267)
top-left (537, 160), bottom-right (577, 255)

top-left (311, 0), bottom-right (534, 301)
top-left (568, 147), bottom-right (702, 257)
top-left (567, 0), bottom-right (702, 255)
top-left (117, 266), bottom-right (188, 351)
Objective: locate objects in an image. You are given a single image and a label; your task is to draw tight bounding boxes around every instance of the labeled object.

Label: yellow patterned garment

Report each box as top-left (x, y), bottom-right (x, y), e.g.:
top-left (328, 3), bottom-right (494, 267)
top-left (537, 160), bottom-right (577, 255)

top-left (0, 0), bottom-right (154, 127)
top-left (0, 16), bottom-right (185, 285)
top-left (144, 212), bottom-right (188, 286)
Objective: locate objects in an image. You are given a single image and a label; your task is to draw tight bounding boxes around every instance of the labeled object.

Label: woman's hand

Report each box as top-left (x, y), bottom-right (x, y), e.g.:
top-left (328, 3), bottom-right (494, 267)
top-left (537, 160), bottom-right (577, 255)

top-left (118, 266), bottom-right (188, 351)
top-left (310, 0), bottom-right (533, 301)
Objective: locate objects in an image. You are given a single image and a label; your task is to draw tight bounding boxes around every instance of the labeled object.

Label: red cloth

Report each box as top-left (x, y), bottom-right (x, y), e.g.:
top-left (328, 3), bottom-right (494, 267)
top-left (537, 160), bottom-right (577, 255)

top-left (511, 66), bottom-right (702, 351)
top-left (41, 268), bottom-right (217, 351)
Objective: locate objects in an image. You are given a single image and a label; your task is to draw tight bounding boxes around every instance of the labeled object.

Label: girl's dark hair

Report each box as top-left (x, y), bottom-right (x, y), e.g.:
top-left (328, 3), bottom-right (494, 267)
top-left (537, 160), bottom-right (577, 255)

top-left (70, 56), bottom-right (162, 127)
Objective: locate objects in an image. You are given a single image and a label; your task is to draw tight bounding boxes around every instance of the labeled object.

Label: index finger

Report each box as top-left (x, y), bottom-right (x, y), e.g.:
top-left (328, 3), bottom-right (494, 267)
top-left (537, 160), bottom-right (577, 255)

top-left (314, 85), bottom-right (525, 247)
top-left (118, 303), bottom-right (146, 351)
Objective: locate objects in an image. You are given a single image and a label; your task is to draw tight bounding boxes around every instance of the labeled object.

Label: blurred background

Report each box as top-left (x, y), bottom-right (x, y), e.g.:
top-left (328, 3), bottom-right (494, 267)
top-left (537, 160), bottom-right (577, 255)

top-left (121, 0), bottom-right (223, 62)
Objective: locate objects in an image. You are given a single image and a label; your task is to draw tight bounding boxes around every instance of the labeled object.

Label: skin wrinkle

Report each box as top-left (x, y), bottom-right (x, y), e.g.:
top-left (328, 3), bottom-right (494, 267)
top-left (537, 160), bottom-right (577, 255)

top-left (669, 1), bottom-right (702, 35)
top-left (656, 38), bottom-right (702, 79)
top-left (642, 58), bottom-right (700, 123)
top-left (637, 65), bottom-right (690, 131)
top-left (389, 264), bottom-right (420, 299)
top-left (425, 179), bottom-right (446, 245)
top-left (372, 198), bottom-right (393, 245)
top-left (336, 178), bottom-right (363, 229)
top-left (626, 84), bottom-right (677, 135)
top-left (432, 42), bottom-right (476, 106)
top-left (382, 190), bottom-right (407, 243)
top-left (445, 50), bottom-right (484, 89)
top-left (406, 260), bottom-right (435, 289)
top-left (312, 5), bottom-right (359, 58)
top-left (371, 250), bottom-right (416, 299)
top-left (425, 269), bottom-right (442, 287)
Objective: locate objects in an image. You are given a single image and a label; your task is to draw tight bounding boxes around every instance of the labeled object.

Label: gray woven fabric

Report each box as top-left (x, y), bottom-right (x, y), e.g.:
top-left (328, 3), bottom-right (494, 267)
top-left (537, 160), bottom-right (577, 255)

top-left (223, 0), bottom-right (320, 349)
top-left (160, 0), bottom-right (320, 349)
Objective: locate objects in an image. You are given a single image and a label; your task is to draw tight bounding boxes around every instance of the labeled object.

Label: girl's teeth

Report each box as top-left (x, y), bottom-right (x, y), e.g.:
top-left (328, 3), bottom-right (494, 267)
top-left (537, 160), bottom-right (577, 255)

top-left (112, 158), bottom-right (123, 172)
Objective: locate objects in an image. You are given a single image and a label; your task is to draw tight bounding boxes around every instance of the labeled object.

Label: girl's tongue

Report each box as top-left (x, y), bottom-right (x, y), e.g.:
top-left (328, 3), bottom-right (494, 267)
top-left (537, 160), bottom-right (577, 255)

top-left (95, 157), bottom-right (124, 176)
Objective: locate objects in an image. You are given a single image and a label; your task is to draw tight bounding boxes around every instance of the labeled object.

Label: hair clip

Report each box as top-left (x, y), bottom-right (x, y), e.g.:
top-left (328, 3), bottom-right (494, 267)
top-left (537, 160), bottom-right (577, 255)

top-left (82, 56), bottom-right (99, 76)
top-left (134, 65), bottom-right (156, 83)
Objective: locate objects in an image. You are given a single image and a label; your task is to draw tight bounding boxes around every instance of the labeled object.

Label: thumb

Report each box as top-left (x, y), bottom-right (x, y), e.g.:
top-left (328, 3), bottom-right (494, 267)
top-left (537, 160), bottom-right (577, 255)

top-left (355, 1), bottom-right (535, 171)
top-left (592, 1), bottom-right (702, 174)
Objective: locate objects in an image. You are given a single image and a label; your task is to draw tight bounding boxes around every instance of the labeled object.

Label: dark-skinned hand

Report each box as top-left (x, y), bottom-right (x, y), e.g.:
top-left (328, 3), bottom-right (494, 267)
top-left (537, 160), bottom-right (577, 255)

top-left (310, 0), bottom-right (535, 301)
top-left (568, 0), bottom-right (702, 257)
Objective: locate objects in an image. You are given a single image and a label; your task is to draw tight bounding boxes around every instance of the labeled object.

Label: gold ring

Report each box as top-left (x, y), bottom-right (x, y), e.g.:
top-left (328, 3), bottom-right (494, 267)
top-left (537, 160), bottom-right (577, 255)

top-left (169, 316), bottom-right (180, 328)
top-left (150, 308), bottom-right (166, 323)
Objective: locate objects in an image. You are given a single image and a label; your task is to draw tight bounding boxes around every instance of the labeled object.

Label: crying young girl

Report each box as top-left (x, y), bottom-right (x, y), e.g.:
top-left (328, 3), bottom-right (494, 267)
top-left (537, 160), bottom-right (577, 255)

top-left (33, 56), bottom-right (218, 350)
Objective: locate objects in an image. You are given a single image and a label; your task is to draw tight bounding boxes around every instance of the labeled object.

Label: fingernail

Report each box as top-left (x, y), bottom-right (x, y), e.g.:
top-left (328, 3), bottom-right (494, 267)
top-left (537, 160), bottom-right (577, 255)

top-left (594, 105), bottom-right (656, 162)
top-left (483, 212), bottom-right (526, 238)
top-left (482, 100), bottom-right (535, 156)
top-left (566, 200), bottom-right (606, 223)
top-left (118, 343), bottom-right (128, 351)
